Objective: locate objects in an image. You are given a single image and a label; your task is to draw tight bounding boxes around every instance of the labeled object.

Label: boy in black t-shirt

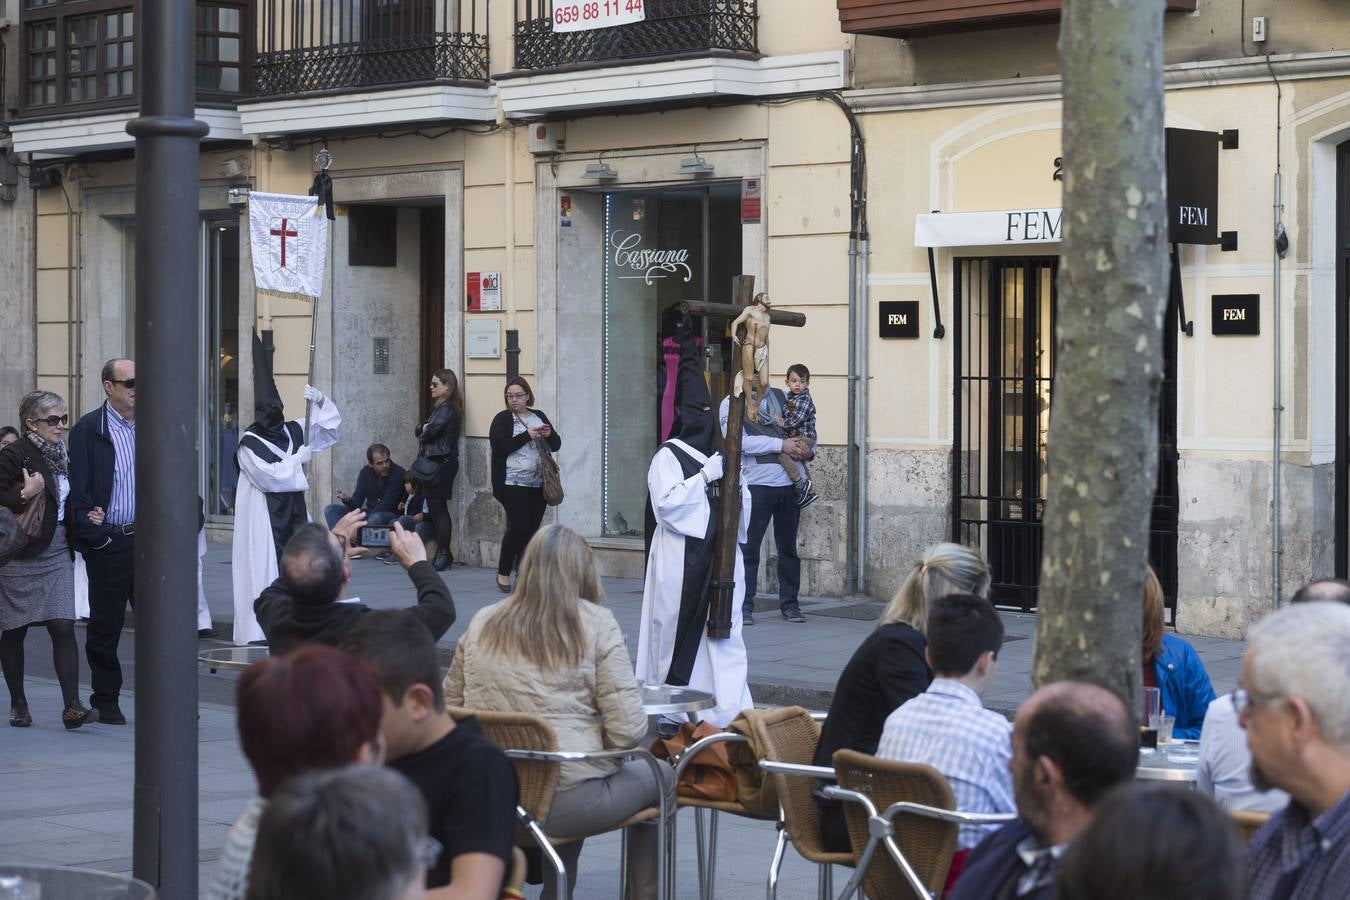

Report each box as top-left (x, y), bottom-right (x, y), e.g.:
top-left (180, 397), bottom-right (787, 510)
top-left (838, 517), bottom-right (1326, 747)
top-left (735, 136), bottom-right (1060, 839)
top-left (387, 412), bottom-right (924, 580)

top-left (341, 610), bottom-right (519, 898)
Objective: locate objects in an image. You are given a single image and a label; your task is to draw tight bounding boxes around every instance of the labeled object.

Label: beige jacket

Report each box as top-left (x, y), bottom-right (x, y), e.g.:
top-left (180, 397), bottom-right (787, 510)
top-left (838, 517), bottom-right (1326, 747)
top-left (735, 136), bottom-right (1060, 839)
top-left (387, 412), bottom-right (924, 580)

top-left (443, 599), bottom-right (648, 791)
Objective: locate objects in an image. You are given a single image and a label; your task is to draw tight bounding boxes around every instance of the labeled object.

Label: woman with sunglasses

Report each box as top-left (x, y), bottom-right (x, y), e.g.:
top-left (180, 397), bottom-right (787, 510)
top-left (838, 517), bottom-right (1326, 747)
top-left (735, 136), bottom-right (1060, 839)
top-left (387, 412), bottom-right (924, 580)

top-left (488, 377), bottom-right (561, 592)
top-left (0, 391), bottom-right (99, 729)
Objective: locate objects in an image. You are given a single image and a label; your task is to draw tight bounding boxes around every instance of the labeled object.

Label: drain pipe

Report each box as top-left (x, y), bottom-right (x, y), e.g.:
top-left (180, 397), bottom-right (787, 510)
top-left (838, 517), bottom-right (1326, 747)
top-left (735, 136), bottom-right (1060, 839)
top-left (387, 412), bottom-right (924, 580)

top-left (1268, 56), bottom-right (1285, 610)
top-left (856, 230), bottom-right (870, 594)
top-left (846, 229), bottom-right (859, 595)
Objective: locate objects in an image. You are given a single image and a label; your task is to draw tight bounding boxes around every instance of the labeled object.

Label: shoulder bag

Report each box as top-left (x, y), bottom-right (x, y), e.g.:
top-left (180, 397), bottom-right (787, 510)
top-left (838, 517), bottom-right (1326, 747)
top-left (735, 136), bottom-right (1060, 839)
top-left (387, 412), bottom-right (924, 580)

top-left (0, 447), bottom-right (45, 565)
top-left (649, 720), bottom-right (737, 802)
top-left (408, 454), bottom-right (444, 487)
top-left (517, 414), bottom-right (564, 506)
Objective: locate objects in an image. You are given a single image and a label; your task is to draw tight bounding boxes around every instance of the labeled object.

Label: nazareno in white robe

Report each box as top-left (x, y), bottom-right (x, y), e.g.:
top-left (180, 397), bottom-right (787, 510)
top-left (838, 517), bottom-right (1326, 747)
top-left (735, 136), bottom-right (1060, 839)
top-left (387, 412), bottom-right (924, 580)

top-left (637, 437), bottom-right (753, 728)
top-left (230, 401), bottom-right (341, 645)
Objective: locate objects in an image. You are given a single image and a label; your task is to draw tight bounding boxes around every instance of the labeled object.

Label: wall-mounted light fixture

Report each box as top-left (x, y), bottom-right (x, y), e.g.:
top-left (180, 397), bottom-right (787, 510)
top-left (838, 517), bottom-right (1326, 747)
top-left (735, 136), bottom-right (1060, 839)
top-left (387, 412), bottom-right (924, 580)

top-left (227, 184), bottom-right (251, 208)
top-left (582, 162), bottom-right (618, 181)
top-left (680, 156), bottom-right (715, 176)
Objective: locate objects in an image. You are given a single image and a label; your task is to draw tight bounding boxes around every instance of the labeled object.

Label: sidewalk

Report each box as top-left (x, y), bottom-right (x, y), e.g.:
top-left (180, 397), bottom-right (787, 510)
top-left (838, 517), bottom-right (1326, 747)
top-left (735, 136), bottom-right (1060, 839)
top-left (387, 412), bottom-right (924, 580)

top-left (199, 543), bottom-right (1247, 713)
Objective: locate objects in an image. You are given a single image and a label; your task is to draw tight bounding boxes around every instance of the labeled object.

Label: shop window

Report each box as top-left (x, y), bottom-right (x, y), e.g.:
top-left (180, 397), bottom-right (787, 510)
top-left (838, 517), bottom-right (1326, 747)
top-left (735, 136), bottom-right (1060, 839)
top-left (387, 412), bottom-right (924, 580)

top-left (600, 184), bottom-right (742, 537)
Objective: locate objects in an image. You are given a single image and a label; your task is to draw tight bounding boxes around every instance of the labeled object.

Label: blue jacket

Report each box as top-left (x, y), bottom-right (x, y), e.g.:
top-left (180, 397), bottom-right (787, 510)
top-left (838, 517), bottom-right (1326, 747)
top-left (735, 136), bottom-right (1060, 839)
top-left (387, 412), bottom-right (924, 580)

top-left (1154, 633), bottom-right (1216, 740)
top-left (66, 402), bottom-right (119, 552)
top-left (947, 819), bottom-right (1052, 900)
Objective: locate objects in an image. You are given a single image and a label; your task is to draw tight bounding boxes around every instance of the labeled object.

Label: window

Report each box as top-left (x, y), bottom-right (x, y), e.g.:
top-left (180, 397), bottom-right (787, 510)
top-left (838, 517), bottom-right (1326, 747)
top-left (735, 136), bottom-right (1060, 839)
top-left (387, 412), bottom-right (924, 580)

top-left (196, 3), bottom-right (243, 94)
top-left (26, 21), bottom-right (57, 107)
top-left (600, 184), bottom-right (743, 537)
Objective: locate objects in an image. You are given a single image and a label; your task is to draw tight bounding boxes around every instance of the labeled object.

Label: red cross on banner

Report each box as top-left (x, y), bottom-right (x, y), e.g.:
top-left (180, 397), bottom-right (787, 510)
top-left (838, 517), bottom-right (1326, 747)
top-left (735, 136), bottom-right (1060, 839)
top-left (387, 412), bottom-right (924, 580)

top-left (270, 218), bottom-right (299, 270)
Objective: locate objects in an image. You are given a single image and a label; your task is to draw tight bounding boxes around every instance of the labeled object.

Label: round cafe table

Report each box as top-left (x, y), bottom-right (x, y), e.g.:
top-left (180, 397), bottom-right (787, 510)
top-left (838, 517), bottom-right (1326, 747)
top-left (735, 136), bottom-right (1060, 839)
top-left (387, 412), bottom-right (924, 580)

top-left (0, 864), bottom-right (156, 899)
top-left (198, 645), bottom-right (270, 673)
top-left (640, 684), bottom-right (716, 716)
top-left (1135, 742), bottom-right (1201, 785)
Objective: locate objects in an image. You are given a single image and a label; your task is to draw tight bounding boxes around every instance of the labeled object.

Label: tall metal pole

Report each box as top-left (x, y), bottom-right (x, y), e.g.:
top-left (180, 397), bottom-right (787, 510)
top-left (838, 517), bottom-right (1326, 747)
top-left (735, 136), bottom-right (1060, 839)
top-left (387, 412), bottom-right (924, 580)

top-left (125, 0), bottom-right (207, 891)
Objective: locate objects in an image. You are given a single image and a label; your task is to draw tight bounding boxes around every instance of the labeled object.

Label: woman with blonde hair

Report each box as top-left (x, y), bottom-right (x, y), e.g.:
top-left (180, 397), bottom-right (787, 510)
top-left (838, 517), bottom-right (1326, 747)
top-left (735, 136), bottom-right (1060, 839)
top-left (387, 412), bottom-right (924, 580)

top-left (1142, 566), bottom-right (1214, 739)
top-left (812, 541), bottom-right (992, 851)
top-left (444, 524), bottom-right (672, 900)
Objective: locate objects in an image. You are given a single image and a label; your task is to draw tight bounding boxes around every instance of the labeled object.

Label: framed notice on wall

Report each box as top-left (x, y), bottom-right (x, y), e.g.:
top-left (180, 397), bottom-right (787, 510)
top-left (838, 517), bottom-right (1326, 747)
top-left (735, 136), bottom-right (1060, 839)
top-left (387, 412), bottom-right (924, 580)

top-left (466, 319), bottom-right (501, 358)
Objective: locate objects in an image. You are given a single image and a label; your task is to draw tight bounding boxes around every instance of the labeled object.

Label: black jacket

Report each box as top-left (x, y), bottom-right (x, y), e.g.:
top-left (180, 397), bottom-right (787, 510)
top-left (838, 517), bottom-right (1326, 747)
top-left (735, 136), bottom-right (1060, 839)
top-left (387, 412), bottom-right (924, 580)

top-left (66, 402), bottom-right (120, 552)
top-left (254, 559), bottom-right (455, 656)
top-left (0, 438), bottom-right (63, 558)
top-left (418, 401), bottom-right (461, 461)
top-left (945, 819), bottom-right (1049, 900)
top-left (488, 408), bottom-right (561, 501)
top-left (343, 462), bottom-right (407, 514)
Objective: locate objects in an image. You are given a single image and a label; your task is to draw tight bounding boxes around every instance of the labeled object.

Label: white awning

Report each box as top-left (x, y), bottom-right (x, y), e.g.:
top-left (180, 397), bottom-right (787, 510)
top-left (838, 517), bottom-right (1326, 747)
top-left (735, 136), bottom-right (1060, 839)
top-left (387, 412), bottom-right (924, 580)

top-left (915, 208), bottom-right (1063, 248)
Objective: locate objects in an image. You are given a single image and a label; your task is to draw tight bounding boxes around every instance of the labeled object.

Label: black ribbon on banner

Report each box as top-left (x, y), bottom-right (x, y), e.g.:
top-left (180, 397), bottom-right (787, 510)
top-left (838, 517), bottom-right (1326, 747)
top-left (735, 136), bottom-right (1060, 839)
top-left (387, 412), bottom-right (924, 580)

top-left (309, 169), bottom-right (334, 220)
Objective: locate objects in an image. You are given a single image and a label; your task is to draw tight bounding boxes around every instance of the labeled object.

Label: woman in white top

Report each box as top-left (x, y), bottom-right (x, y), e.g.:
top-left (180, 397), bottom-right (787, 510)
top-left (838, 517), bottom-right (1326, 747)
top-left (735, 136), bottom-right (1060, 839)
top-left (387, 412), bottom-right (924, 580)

top-left (445, 525), bottom-right (673, 900)
top-left (0, 390), bottom-right (98, 729)
top-left (487, 377), bottom-right (561, 592)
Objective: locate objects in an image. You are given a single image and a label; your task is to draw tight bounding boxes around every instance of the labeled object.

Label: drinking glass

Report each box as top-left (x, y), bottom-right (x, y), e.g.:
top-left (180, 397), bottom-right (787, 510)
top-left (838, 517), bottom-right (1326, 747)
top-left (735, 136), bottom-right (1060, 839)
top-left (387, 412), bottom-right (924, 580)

top-left (1139, 687), bottom-right (1162, 750)
top-left (1157, 713), bottom-right (1176, 745)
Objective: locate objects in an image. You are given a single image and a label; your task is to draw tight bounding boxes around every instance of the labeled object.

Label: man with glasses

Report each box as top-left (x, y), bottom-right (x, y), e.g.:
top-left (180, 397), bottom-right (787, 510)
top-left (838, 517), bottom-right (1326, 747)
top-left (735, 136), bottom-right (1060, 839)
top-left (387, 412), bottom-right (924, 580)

top-left (1197, 579), bottom-right (1350, 814)
top-left (1241, 601), bottom-right (1350, 899)
top-left (67, 357), bottom-right (137, 724)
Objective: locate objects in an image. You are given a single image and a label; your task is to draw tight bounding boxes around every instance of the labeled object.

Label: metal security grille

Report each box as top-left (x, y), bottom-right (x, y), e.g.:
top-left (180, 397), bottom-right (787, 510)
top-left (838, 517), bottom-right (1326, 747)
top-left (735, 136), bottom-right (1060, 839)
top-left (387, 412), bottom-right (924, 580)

top-left (512, 1), bottom-right (757, 71)
top-left (952, 256), bottom-right (1179, 616)
top-left (253, 0), bottom-right (488, 99)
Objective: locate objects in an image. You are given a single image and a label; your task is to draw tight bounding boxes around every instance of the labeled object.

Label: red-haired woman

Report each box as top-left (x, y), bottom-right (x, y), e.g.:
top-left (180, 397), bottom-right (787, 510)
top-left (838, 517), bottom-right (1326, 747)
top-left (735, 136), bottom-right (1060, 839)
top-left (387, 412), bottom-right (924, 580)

top-left (204, 644), bottom-right (384, 900)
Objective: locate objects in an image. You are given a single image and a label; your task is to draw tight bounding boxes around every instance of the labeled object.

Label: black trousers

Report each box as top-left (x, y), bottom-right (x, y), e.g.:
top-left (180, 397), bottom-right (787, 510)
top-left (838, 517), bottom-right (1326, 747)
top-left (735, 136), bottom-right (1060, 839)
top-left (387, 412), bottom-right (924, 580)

top-left (498, 485), bottom-right (547, 577)
top-left (84, 533), bottom-right (135, 707)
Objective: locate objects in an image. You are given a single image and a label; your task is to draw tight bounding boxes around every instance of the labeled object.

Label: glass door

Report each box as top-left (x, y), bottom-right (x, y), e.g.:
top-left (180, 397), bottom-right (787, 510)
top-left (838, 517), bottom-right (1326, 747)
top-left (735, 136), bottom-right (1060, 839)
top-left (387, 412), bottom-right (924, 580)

top-left (201, 218), bottom-right (241, 518)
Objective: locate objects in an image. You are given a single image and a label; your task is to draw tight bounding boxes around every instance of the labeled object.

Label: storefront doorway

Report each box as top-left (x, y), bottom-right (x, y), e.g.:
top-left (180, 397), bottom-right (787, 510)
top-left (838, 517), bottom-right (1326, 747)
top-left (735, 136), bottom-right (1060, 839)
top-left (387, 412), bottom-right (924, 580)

top-left (598, 183), bottom-right (742, 537)
top-left (952, 255), bottom-right (1179, 615)
top-left (200, 217), bottom-right (241, 518)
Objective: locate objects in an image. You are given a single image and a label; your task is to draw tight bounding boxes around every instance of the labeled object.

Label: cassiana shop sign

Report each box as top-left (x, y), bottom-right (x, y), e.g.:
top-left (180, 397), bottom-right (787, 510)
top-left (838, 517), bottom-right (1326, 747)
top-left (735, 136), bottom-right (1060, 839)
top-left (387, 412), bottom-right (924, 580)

top-left (610, 231), bottom-right (693, 285)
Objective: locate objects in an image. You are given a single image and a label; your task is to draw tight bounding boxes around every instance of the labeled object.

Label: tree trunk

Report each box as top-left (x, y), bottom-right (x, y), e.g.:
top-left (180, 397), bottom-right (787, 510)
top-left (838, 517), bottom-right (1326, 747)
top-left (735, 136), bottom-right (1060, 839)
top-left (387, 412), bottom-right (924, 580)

top-left (1033, 0), bottom-right (1169, 716)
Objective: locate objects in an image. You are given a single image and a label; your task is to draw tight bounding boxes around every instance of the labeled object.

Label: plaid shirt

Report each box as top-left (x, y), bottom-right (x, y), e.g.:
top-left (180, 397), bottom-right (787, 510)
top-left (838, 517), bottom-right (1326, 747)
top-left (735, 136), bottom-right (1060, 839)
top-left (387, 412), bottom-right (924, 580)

top-left (1248, 789), bottom-right (1350, 900)
top-left (779, 388), bottom-right (817, 441)
top-left (876, 679), bottom-right (1015, 849)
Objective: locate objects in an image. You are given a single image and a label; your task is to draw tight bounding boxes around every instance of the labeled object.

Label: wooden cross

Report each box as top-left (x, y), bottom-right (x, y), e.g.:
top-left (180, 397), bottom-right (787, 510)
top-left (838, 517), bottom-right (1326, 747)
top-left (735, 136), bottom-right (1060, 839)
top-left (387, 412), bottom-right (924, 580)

top-left (680, 276), bottom-right (806, 638)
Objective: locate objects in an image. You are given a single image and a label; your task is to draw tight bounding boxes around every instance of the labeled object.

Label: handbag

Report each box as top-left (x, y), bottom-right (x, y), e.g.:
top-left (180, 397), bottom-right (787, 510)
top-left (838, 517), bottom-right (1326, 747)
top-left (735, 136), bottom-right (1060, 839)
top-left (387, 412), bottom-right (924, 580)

top-left (408, 454), bottom-right (444, 487)
top-left (537, 440), bottom-right (564, 507)
top-left (0, 452), bottom-right (45, 566)
top-left (649, 720), bottom-right (738, 802)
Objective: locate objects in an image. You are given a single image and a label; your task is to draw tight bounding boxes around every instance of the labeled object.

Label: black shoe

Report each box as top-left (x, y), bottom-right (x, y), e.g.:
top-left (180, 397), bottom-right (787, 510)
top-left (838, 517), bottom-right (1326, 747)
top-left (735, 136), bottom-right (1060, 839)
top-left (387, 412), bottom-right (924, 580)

top-left (743, 610), bottom-right (755, 626)
top-left (432, 551), bottom-right (449, 572)
top-left (782, 607), bottom-right (806, 623)
top-left (63, 702), bottom-right (98, 730)
top-left (9, 703), bottom-right (31, 727)
top-left (197, 627), bottom-right (217, 639)
top-left (797, 490), bottom-right (819, 510)
top-left (373, 550), bottom-right (394, 563)
top-left (497, 579), bottom-right (512, 593)
top-left (94, 703), bottom-right (127, 725)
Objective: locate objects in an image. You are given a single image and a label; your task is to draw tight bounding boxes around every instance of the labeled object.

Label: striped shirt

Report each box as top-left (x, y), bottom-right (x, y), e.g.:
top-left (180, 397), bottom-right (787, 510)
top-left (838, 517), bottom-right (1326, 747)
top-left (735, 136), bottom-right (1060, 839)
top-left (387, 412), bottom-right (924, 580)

top-left (1247, 789), bottom-right (1350, 900)
top-left (876, 679), bottom-right (1016, 849)
top-left (106, 404), bottom-right (136, 525)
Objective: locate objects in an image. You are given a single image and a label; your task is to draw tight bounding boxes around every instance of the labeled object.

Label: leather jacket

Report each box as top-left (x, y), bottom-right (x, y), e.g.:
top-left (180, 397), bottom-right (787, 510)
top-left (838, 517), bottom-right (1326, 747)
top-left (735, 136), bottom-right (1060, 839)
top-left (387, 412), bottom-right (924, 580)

top-left (418, 401), bottom-right (460, 460)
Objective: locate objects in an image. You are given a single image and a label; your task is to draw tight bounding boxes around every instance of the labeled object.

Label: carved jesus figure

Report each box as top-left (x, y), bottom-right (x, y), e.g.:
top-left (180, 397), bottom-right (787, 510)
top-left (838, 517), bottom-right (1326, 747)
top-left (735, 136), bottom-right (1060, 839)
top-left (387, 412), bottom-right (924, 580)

top-left (731, 292), bottom-right (773, 417)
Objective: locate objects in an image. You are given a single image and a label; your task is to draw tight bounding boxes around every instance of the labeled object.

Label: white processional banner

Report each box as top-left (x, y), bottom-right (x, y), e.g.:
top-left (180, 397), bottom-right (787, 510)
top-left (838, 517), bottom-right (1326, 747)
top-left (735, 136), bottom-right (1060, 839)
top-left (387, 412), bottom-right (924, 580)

top-left (248, 191), bottom-right (328, 298)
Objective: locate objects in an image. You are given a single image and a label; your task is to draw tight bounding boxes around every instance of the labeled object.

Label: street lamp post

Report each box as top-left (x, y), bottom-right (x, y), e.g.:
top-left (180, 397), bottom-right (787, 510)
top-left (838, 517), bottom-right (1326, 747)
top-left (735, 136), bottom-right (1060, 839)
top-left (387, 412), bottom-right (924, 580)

top-left (125, 0), bottom-right (208, 893)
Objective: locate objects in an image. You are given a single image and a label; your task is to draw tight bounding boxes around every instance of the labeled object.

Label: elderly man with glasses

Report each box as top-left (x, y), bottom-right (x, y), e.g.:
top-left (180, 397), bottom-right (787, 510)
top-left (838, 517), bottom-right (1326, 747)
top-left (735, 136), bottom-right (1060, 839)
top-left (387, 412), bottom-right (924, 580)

top-left (1241, 601), bottom-right (1350, 900)
top-left (67, 357), bottom-right (138, 725)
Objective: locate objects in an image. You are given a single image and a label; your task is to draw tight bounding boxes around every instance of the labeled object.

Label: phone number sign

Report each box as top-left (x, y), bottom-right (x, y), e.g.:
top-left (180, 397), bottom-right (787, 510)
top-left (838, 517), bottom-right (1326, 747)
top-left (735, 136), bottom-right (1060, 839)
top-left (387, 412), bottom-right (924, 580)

top-left (553, 0), bottom-right (644, 33)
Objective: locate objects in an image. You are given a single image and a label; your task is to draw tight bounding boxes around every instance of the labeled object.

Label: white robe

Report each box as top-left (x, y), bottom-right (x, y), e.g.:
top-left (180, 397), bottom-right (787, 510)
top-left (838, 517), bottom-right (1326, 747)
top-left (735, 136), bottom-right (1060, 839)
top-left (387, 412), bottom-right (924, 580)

top-left (637, 438), bottom-right (753, 728)
top-left (230, 402), bottom-right (341, 645)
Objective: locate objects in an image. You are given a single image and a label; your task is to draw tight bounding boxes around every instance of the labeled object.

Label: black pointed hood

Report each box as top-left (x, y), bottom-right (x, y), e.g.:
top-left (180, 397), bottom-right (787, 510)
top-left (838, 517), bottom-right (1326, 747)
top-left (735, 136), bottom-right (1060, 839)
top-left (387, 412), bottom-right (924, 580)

top-left (248, 330), bottom-right (288, 445)
top-left (674, 314), bottom-right (718, 456)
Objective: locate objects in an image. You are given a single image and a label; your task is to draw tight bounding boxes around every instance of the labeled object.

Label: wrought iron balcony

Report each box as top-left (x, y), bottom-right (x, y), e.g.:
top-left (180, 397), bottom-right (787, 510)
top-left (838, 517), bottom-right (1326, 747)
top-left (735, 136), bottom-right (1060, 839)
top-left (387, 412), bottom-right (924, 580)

top-left (512, 1), bottom-right (757, 72)
top-left (253, 0), bottom-right (489, 99)
top-left (838, 0), bottom-right (1197, 39)
top-left (18, 0), bottom-right (250, 118)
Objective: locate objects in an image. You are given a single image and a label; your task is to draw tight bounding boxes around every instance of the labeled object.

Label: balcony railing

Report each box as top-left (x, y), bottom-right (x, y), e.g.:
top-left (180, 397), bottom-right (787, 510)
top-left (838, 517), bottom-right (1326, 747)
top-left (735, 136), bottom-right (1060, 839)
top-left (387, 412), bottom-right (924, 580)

top-left (253, 0), bottom-right (489, 99)
top-left (18, 0), bottom-right (250, 118)
top-left (512, 1), bottom-right (757, 72)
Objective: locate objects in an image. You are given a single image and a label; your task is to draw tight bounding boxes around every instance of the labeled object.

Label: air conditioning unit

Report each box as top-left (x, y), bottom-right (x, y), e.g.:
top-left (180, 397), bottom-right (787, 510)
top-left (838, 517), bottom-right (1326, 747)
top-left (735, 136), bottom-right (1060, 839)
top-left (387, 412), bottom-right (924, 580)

top-left (527, 122), bottom-right (566, 155)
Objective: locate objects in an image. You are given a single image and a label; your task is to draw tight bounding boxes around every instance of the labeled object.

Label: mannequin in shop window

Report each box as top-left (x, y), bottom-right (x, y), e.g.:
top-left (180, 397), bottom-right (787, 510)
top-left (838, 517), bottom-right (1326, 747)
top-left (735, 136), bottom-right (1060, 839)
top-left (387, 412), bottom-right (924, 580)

top-left (730, 293), bottom-right (772, 419)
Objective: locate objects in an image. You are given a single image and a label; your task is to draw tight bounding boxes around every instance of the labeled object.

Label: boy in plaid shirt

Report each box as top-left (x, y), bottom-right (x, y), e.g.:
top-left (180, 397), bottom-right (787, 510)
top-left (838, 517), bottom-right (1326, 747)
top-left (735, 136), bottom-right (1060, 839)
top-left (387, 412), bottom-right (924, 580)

top-left (776, 363), bottom-right (818, 508)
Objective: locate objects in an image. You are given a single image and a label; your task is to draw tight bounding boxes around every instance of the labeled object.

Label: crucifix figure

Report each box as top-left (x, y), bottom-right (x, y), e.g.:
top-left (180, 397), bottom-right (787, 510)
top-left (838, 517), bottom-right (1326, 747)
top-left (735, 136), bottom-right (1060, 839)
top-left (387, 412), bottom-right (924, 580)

top-left (270, 218), bottom-right (298, 270)
top-left (730, 291), bottom-right (773, 419)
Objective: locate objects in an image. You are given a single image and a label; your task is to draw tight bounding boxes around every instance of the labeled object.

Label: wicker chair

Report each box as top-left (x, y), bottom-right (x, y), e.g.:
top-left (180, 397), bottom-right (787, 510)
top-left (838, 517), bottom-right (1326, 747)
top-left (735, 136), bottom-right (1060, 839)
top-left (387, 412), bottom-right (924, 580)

top-left (669, 725), bottom-right (782, 899)
top-left (448, 707), bottom-right (671, 900)
top-left (825, 749), bottom-right (1017, 900)
top-left (1231, 809), bottom-right (1271, 846)
top-left (749, 706), bottom-right (856, 899)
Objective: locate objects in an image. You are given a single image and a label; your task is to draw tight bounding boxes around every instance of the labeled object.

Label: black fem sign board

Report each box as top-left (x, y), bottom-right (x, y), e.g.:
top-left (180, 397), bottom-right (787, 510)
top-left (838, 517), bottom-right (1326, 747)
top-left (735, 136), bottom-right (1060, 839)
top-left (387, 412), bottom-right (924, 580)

top-left (1166, 128), bottom-right (1220, 245)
